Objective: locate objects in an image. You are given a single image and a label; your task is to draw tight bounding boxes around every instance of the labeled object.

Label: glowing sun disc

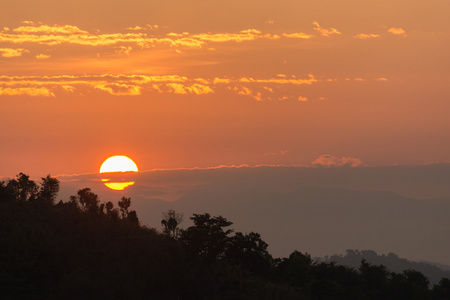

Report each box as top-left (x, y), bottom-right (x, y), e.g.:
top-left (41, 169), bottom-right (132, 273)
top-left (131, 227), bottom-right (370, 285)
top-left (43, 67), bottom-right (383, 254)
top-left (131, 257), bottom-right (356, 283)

top-left (104, 182), bottom-right (135, 191)
top-left (100, 155), bottom-right (138, 173)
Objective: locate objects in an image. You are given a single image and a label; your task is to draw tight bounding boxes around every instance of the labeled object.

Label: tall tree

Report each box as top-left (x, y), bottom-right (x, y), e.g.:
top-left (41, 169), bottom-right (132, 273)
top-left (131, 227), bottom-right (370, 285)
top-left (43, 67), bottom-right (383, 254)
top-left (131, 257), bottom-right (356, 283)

top-left (161, 209), bottom-right (183, 239)
top-left (76, 188), bottom-right (100, 213)
top-left (38, 174), bottom-right (60, 205)
top-left (118, 196), bottom-right (131, 218)
top-left (225, 232), bottom-right (273, 276)
top-left (7, 173), bottom-right (38, 202)
top-left (180, 213), bottom-right (233, 261)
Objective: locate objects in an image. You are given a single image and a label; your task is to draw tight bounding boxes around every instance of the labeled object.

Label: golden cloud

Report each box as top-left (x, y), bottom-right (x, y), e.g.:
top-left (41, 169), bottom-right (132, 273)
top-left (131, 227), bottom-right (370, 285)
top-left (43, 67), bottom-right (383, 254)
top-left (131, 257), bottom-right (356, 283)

top-left (313, 22), bottom-right (342, 37)
top-left (388, 27), bottom-right (406, 36)
top-left (0, 48), bottom-right (29, 57)
top-left (282, 32), bottom-right (313, 39)
top-left (353, 33), bottom-right (380, 39)
top-left (185, 84), bottom-right (214, 95)
top-left (13, 24), bottom-right (88, 35)
top-left (230, 86), bottom-right (263, 101)
top-left (0, 87), bottom-right (54, 96)
top-left (0, 21), bottom-right (353, 59)
top-left (35, 53), bottom-right (51, 59)
top-left (94, 83), bottom-right (141, 96)
top-left (115, 46), bottom-right (133, 55)
top-left (125, 25), bottom-right (158, 31)
top-left (0, 73), bottom-right (386, 99)
top-left (239, 74), bottom-right (317, 85)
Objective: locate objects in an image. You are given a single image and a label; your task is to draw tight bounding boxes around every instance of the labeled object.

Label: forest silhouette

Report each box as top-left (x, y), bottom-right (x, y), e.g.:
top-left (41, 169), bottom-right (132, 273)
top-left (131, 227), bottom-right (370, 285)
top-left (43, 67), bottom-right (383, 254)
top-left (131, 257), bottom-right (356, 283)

top-left (1, 173), bottom-right (450, 299)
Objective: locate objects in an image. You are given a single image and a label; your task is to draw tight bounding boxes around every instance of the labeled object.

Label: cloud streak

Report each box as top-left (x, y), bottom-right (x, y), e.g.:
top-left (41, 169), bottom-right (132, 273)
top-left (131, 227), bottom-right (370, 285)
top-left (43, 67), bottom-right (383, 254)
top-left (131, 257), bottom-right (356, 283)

top-left (0, 74), bottom-right (388, 98)
top-left (311, 154), bottom-right (362, 167)
top-left (0, 22), bottom-right (350, 52)
top-left (353, 33), bottom-right (380, 39)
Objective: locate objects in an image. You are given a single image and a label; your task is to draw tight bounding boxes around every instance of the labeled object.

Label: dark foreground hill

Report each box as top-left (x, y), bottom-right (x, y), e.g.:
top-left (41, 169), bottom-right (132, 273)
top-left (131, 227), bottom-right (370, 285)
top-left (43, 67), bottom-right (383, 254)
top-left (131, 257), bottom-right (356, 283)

top-left (1, 173), bottom-right (450, 299)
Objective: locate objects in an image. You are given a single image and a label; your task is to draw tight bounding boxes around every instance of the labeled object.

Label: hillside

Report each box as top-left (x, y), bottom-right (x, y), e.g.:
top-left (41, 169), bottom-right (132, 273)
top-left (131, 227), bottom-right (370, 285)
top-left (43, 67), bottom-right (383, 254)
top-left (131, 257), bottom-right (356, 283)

top-left (2, 173), bottom-right (450, 299)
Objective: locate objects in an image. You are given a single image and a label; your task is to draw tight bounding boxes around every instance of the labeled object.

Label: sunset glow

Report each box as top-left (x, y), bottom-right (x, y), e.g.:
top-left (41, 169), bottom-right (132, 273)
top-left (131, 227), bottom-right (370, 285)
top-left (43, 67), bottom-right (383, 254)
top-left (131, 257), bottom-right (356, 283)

top-left (1, 0), bottom-right (449, 179)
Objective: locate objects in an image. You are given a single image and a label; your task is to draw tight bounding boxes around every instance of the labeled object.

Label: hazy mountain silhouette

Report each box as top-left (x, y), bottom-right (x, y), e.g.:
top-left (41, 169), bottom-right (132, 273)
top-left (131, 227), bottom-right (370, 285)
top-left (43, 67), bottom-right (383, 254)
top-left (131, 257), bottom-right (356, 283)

top-left (57, 164), bottom-right (450, 266)
top-left (318, 250), bottom-right (450, 285)
top-left (130, 182), bottom-right (450, 265)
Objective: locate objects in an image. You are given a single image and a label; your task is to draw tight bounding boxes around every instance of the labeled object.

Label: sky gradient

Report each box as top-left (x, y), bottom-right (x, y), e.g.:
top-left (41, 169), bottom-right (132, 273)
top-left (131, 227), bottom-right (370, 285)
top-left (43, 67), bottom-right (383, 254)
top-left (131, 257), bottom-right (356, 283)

top-left (2, 0), bottom-right (450, 177)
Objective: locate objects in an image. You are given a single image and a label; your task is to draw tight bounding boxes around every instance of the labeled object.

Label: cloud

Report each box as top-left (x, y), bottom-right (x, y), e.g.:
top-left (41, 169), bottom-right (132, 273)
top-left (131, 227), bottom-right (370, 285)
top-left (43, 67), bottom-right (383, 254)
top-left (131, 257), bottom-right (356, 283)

top-left (35, 54), bottom-right (51, 59)
top-left (239, 74), bottom-right (317, 85)
top-left (311, 154), bottom-right (362, 167)
top-left (0, 73), bottom-right (386, 100)
top-left (282, 32), bottom-right (313, 39)
top-left (94, 83), bottom-right (142, 95)
top-left (388, 27), bottom-right (406, 36)
top-left (0, 87), bottom-right (54, 96)
top-left (185, 84), bottom-right (214, 95)
top-left (115, 46), bottom-right (133, 55)
top-left (191, 30), bottom-right (264, 43)
top-left (1, 22), bottom-right (290, 50)
top-left (0, 48), bottom-right (29, 57)
top-left (0, 21), bottom-right (353, 59)
top-left (353, 33), bottom-right (380, 39)
top-left (126, 25), bottom-right (158, 31)
top-left (313, 21), bottom-right (342, 37)
top-left (13, 24), bottom-right (88, 34)
top-left (230, 85), bottom-right (263, 101)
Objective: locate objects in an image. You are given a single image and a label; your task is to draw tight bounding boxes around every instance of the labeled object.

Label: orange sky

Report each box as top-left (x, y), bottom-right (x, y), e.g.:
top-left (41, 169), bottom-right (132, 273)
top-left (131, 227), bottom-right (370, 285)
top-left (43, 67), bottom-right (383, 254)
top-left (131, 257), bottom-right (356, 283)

top-left (1, 0), bottom-right (450, 178)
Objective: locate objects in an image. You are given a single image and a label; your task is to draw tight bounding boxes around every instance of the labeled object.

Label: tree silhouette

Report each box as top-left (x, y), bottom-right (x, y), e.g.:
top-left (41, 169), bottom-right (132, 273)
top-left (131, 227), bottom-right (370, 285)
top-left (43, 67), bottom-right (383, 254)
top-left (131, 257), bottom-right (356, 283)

top-left (75, 188), bottom-right (100, 213)
top-left (180, 213), bottom-right (233, 261)
top-left (278, 251), bottom-right (313, 288)
top-left (118, 196), bottom-right (131, 218)
top-left (7, 173), bottom-right (38, 202)
top-left (225, 231), bottom-right (273, 276)
top-left (127, 210), bottom-right (139, 224)
top-left (161, 209), bottom-right (183, 239)
top-left (105, 201), bottom-right (114, 214)
top-left (38, 174), bottom-right (60, 205)
top-left (432, 278), bottom-right (450, 299)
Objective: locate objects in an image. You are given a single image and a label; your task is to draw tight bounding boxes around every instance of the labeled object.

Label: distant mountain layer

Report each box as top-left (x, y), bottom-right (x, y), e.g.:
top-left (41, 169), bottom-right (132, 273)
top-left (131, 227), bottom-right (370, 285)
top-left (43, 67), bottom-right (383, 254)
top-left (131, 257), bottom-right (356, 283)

top-left (318, 250), bottom-right (450, 285)
top-left (58, 164), bottom-right (450, 266)
top-left (130, 182), bottom-right (450, 267)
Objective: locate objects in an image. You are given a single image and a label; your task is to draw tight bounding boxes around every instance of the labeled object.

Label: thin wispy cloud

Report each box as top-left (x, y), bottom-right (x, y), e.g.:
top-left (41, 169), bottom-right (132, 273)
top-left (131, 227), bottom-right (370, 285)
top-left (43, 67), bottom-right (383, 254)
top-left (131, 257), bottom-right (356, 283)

top-left (311, 154), bottom-right (362, 167)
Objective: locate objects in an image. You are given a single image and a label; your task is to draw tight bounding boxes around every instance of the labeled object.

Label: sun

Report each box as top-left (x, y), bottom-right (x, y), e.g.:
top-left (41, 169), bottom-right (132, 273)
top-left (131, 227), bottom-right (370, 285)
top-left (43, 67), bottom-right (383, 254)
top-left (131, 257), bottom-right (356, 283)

top-left (100, 155), bottom-right (138, 173)
top-left (100, 155), bottom-right (138, 190)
